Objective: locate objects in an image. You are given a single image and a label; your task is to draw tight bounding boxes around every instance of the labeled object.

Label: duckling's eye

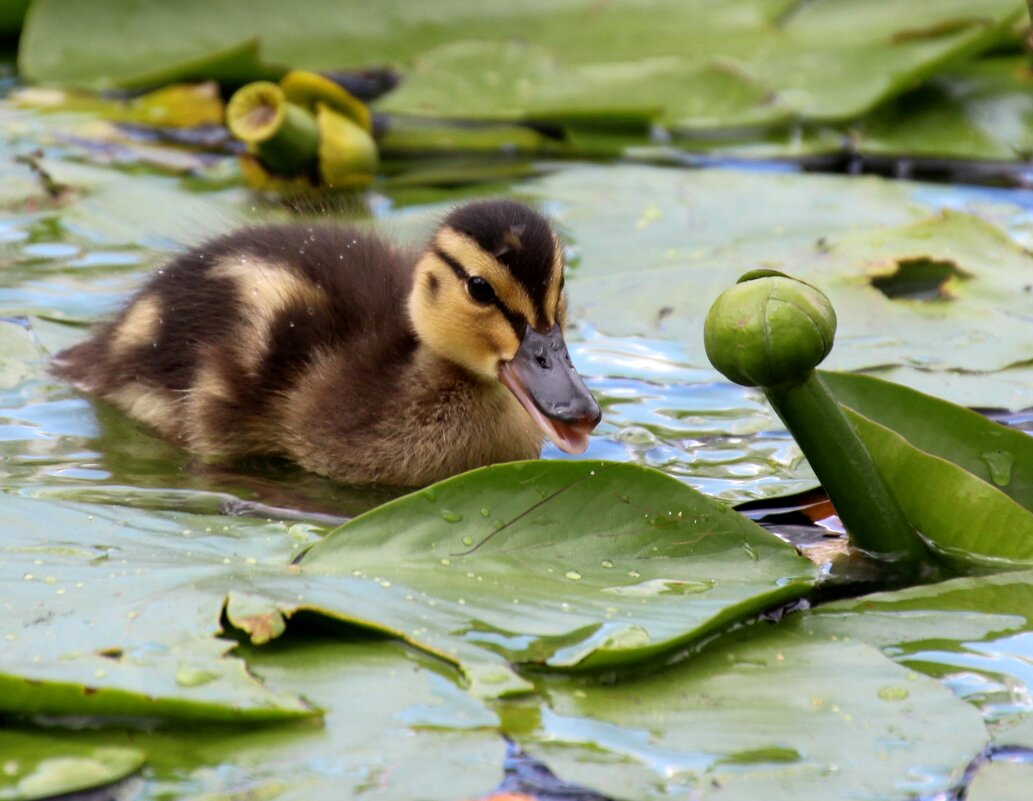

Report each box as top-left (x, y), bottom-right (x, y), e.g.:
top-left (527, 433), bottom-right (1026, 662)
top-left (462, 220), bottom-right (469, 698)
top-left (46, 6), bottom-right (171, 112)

top-left (467, 276), bottom-right (496, 305)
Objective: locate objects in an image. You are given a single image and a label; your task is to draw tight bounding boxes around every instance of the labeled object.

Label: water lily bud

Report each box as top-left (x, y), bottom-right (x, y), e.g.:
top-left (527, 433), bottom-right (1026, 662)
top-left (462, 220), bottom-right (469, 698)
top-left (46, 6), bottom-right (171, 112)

top-left (280, 70), bottom-right (372, 133)
top-left (704, 273), bottom-right (836, 388)
top-left (226, 81), bottom-right (319, 176)
top-left (316, 103), bottom-right (378, 189)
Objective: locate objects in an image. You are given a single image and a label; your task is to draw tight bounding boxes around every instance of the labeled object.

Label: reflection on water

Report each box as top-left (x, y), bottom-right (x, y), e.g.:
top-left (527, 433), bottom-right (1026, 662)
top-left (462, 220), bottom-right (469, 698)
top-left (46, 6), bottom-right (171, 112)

top-left (0, 317), bottom-right (816, 515)
top-left (0, 217), bottom-right (818, 517)
top-left (908, 631), bottom-right (1033, 726)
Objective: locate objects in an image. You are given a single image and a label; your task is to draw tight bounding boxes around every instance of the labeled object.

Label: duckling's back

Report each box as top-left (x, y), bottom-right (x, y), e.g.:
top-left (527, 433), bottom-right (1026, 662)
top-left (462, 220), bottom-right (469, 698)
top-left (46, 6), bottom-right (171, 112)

top-left (53, 224), bottom-right (419, 459)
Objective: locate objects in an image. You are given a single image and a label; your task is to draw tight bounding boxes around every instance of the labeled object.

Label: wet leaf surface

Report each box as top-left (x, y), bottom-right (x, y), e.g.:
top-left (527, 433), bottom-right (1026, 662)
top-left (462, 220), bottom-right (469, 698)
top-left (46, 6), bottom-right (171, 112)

top-left (0, 495), bottom-right (317, 720)
top-left (0, 459), bottom-right (818, 705)
top-left (299, 460), bottom-right (819, 695)
top-left (801, 571), bottom-right (1033, 725)
top-left (0, 638), bottom-right (506, 801)
top-left (824, 372), bottom-right (1033, 512)
top-left (966, 759), bottom-right (1033, 801)
top-left (516, 623), bottom-right (987, 800)
top-left (0, 738), bottom-right (142, 801)
top-left (810, 372), bottom-right (1033, 567)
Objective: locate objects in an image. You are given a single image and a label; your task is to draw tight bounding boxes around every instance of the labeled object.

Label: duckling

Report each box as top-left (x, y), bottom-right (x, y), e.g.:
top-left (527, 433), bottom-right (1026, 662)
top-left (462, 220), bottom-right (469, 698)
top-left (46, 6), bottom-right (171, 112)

top-left (52, 200), bottom-right (601, 486)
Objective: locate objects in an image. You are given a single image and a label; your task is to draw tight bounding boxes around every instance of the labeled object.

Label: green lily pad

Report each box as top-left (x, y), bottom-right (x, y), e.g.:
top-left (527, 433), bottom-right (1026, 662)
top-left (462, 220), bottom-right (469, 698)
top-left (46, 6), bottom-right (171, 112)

top-left (19, 0), bottom-right (1024, 133)
top-left (801, 572), bottom-right (1033, 728)
top-left (518, 623), bottom-right (987, 800)
top-left (377, 40), bottom-right (784, 131)
top-left (517, 165), bottom-right (1033, 405)
top-left (0, 737), bottom-right (143, 801)
top-left (0, 461), bottom-right (817, 707)
top-left (0, 638), bottom-right (505, 801)
top-left (823, 371), bottom-right (1033, 511)
top-left (855, 56), bottom-right (1033, 161)
top-left (0, 495), bottom-right (316, 720)
top-left (842, 407), bottom-right (1033, 567)
top-left (803, 569), bottom-right (1033, 649)
top-left (299, 460), bottom-right (818, 694)
top-left (967, 761), bottom-right (1033, 801)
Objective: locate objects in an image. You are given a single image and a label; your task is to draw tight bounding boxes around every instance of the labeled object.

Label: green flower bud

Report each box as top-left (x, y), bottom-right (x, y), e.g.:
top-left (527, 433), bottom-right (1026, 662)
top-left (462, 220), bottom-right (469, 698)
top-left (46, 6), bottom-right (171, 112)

top-left (704, 273), bottom-right (836, 388)
top-left (226, 81), bottom-right (319, 177)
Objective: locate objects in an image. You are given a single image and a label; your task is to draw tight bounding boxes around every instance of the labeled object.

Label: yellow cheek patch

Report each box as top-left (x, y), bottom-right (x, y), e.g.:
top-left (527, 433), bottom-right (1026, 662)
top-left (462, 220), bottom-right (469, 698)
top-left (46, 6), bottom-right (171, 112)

top-left (410, 256), bottom-right (522, 377)
top-left (110, 295), bottom-right (162, 356)
top-left (435, 228), bottom-right (538, 327)
top-left (210, 257), bottom-right (325, 373)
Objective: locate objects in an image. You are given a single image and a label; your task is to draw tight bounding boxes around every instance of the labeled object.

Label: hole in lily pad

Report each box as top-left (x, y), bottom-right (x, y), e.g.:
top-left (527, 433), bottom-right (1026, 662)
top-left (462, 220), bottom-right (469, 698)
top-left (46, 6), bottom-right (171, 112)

top-left (871, 258), bottom-right (968, 301)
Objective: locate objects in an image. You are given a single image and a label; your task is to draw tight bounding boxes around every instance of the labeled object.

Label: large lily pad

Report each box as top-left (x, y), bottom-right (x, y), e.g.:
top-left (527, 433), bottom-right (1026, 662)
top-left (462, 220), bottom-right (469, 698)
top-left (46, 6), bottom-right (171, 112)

top-left (298, 460), bottom-right (818, 693)
top-left (0, 495), bottom-right (316, 719)
top-left (801, 571), bottom-right (1033, 729)
top-left (803, 570), bottom-right (1033, 649)
top-left (517, 623), bottom-right (987, 800)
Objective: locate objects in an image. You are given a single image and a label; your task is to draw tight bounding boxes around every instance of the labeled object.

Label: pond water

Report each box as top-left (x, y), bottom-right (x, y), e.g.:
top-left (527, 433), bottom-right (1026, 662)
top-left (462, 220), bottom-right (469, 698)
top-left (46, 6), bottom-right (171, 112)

top-left (3, 95), bottom-right (1033, 799)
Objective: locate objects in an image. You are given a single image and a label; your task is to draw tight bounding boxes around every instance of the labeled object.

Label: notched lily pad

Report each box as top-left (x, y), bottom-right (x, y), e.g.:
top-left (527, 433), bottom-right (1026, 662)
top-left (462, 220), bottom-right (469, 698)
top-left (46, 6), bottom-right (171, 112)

top-left (870, 257), bottom-right (970, 300)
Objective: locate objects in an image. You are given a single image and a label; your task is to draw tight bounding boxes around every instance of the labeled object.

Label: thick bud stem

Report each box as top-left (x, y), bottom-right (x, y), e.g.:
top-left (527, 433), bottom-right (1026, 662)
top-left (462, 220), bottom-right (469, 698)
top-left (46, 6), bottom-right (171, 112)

top-left (766, 374), bottom-right (925, 564)
top-left (705, 273), bottom-right (926, 567)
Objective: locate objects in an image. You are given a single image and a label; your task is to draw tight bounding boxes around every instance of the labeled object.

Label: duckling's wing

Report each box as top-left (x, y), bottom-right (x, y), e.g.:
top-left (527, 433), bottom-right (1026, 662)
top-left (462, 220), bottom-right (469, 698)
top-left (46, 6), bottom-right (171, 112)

top-left (53, 224), bottom-right (417, 452)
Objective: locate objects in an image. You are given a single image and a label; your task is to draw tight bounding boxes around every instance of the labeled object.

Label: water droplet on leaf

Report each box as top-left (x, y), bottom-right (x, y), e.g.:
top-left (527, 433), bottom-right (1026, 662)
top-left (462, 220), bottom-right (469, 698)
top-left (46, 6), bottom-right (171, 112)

top-left (980, 450), bottom-right (1015, 487)
top-left (175, 665), bottom-right (221, 687)
top-left (878, 686), bottom-right (909, 701)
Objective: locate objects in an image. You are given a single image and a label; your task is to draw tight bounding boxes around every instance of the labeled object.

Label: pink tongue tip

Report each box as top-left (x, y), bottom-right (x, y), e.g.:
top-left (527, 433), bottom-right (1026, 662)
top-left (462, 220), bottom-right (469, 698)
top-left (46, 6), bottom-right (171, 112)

top-left (498, 363), bottom-right (593, 455)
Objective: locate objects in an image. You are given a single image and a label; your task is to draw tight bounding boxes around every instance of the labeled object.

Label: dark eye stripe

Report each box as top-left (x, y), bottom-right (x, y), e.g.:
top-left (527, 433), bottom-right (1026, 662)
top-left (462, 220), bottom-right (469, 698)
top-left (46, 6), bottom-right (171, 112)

top-left (433, 247), bottom-right (468, 282)
top-left (431, 247), bottom-right (527, 336)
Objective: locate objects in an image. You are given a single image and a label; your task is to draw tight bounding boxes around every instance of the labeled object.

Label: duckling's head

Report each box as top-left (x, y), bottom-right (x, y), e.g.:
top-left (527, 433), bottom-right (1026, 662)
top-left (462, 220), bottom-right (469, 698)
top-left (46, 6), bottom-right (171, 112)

top-left (408, 199), bottom-right (601, 454)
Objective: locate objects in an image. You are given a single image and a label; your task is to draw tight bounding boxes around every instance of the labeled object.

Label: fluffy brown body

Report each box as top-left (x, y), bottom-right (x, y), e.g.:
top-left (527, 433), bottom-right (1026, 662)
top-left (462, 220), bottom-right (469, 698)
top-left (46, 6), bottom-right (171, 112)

top-left (52, 220), bottom-right (547, 485)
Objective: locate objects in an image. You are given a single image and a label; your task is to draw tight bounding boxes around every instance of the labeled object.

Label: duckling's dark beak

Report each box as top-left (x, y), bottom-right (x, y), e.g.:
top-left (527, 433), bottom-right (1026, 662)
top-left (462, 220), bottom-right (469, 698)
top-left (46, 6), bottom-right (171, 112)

top-left (498, 323), bottom-right (601, 455)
